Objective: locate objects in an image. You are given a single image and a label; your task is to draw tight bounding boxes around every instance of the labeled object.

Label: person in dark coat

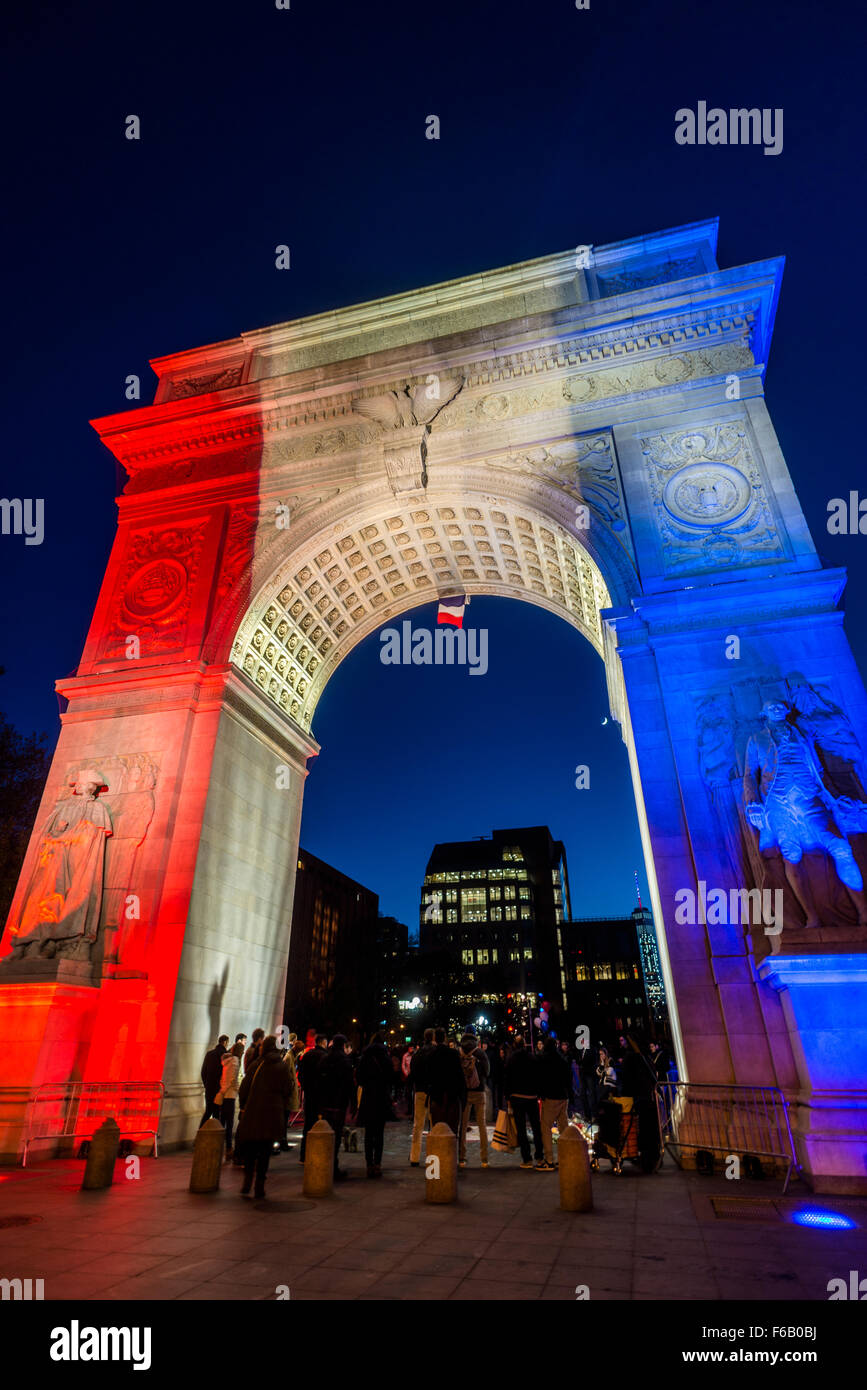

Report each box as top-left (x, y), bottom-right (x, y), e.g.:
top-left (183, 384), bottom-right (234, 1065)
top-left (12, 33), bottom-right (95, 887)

top-left (504, 1036), bottom-right (544, 1168)
top-left (243, 1029), bottom-right (265, 1076)
top-left (356, 1033), bottom-right (394, 1177)
top-left (425, 1027), bottom-right (466, 1134)
top-left (317, 1035), bottom-right (355, 1179)
top-left (621, 1032), bottom-right (662, 1174)
top-left (537, 1037), bottom-right (572, 1168)
top-left (200, 1035), bottom-right (229, 1127)
top-left (298, 1034), bottom-right (327, 1162)
top-left (408, 1027), bottom-right (436, 1166)
top-left (575, 1041), bottom-right (599, 1121)
top-left (235, 1035), bottom-right (294, 1198)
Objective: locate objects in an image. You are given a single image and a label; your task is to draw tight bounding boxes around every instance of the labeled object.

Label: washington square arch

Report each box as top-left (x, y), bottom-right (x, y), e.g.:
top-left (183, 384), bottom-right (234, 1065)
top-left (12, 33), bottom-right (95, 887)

top-left (2, 217), bottom-right (867, 1193)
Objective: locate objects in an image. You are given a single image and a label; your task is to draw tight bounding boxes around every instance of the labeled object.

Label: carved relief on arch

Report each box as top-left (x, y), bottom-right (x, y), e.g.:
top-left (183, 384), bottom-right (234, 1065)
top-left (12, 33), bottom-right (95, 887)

top-left (97, 523), bottom-right (209, 662)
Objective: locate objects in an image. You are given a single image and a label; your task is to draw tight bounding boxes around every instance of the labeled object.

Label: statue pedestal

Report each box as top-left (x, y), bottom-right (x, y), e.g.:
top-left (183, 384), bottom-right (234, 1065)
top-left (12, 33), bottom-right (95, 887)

top-left (0, 981), bottom-right (100, 1161)
top-left (758, 954), bottom-right (867, 1194)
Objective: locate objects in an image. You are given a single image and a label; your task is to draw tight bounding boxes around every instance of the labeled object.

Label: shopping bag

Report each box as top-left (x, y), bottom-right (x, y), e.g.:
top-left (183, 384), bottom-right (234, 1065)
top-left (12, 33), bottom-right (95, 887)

top-left (492, 1107), bottom-right (516, 1152)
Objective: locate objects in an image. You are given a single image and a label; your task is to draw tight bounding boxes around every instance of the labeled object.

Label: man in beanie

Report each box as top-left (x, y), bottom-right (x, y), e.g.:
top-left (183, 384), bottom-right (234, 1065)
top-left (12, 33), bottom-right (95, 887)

top-left (458, 1032), bottom-right (490, 1168)
top-left (317, 1034), bottom-right (354, 1180)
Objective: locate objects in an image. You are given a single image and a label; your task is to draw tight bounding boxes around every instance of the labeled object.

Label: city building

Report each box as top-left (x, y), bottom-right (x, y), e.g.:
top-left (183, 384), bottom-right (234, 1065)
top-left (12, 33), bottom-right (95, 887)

top-left (560, 906), bottom-right (670, 1045)
top-left (419, 826), bottom-right (571, 1028)
top-left (284, 849), bottom-right (379, 1037)
top-left (374, 914), bottom-right (414, 1021)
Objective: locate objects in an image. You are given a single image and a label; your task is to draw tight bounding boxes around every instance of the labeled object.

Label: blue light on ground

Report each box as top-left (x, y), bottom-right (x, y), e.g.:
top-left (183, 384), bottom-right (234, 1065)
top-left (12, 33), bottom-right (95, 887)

top-left (792, 1209), bottom-right (857, 1230)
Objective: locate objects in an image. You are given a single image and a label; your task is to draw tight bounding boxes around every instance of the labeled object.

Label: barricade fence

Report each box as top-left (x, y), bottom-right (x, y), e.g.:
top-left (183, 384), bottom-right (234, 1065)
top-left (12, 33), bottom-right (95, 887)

top-left (657, 1081), bottom-right (799, 1192)
top-left (21, 1081), bottom-right (164, 1167)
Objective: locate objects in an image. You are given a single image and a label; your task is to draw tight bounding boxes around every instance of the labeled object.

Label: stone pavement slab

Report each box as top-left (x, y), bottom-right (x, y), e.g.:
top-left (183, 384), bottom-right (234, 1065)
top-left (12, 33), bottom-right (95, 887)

top-left (1, 1121), bottom-right (865, 1302)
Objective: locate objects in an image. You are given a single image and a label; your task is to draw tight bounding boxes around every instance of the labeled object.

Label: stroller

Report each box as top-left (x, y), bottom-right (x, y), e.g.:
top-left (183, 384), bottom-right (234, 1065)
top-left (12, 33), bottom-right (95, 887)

top-left (590, 1096), bottom-right (640, 1174)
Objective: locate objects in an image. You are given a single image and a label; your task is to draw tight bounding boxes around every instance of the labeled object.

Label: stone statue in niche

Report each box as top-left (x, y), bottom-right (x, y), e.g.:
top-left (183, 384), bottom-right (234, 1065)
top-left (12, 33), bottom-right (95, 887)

top-left (98, 754), bottom-right (157, 970)
top-left (9, 771), bottom-right (113, 961)
top-left (743, 700), bottom-right (867, 927)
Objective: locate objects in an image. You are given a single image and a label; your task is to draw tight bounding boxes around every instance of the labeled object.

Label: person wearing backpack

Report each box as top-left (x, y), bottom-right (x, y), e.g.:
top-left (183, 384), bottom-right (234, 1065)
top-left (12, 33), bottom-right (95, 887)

top-left (458, 1032), bottom-right (490, 1168)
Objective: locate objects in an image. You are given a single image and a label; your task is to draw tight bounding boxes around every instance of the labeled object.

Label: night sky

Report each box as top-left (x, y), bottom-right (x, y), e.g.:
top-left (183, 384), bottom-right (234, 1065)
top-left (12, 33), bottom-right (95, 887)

top-left (3, 0), bottom-right (866, 936)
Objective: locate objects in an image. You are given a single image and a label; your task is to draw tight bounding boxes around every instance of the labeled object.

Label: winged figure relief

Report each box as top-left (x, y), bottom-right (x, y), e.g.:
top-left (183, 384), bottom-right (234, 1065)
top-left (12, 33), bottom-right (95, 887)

top-left (351, 376), bottom-right (463, 430)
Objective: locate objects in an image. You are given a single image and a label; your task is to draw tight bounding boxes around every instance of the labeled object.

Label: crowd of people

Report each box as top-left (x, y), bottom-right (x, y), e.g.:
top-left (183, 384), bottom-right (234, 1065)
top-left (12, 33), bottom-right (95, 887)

top-left (200, 1024), bottom-right (674, 1198)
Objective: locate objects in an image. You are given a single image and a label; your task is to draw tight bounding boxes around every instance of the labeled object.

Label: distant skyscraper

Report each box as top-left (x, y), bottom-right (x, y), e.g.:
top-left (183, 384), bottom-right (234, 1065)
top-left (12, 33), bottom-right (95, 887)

top-left (632, 905), bottom-right (667, 1021)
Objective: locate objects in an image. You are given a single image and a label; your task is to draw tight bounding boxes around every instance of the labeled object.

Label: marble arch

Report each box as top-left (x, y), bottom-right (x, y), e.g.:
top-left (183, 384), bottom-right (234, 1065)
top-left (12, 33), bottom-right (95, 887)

top-left (2, 218), bottom-right (867, 1191)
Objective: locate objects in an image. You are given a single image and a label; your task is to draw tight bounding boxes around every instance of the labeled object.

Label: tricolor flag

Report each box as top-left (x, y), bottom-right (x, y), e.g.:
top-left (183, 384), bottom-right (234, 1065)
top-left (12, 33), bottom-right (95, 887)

top-left (436, 593), bottom-right (468, 628)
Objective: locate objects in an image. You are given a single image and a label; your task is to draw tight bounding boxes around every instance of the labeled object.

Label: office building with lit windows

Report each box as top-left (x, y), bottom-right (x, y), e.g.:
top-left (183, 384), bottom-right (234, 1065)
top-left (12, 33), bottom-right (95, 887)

top-left (560, 906), bottom-right (669, 1044)
top-left (285, 849), bottom-right (379, 1036)
top-left (419, 826), bottom-right (572, 1025)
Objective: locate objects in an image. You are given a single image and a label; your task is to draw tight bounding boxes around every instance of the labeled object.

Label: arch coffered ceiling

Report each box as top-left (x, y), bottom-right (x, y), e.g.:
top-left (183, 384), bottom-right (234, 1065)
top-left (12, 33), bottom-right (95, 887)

top-left (229, 487), bottom-right (613, 734)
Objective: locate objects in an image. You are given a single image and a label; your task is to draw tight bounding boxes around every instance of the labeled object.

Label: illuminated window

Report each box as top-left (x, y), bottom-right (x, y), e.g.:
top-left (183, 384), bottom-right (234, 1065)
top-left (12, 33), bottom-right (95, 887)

top-left (446, 909), bottom-right (457, 924)
top-left (576, 965), bottom-right (590, 981)
top-left (555, 908), bottom-right (563, 924)
top-left (489, 885), bottom-right (501, 900)
top-left (462, 869), bottom-right (487, 880)
top-left (462, 908), bottom-right (487, 923)
top-left (446, 889), bottom-right (457, 903)
top-left (502, 847), bottom-right (524, 862)
top-left (509, 949), bottom-right (521, 962)
top-left (519, 886), bottom-right (530, 900)
top-left (461, 888), bottom-right (486, 910)
top-left (505, 905), bottom-right (517, 921)
top-left (594, 962), bottom-right (612, 981)
top-left (462, 950), bottom-right (473, 965)
top-left (490, 906), bottom-right (502, 921)
top-left (504, 885), bottom-right (516, 901)
top-left (515, 869), bottom-right (528, 881)
top-left (524, 948), bottom-right (533, 960)
top-left (477, 949), bottom-right (489, 965)
top-left (491, 949), bottom-right (498, 963)
top-left (615, 963), bottom-right (630, 980)
top-left (520, 908), bottom-right (532, 920)
top-left (553, 888), bottom-right (563, 905)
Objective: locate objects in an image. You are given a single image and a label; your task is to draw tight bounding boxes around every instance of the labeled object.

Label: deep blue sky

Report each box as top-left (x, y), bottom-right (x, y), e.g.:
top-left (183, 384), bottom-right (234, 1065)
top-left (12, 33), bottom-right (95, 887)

top-left (2, 0), bottom-right (866, 932)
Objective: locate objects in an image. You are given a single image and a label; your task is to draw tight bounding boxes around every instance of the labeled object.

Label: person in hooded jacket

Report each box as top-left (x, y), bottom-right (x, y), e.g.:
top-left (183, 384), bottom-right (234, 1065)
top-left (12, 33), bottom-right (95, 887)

top-left (356, 1032), bottom-right (394, 1177)
top-left (235, 1035), bottom-right (294, 1199)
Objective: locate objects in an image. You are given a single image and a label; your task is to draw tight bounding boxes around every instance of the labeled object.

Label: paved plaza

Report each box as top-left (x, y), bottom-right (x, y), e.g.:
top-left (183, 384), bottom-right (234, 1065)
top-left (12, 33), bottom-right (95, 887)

top-left (1, 1122), bottom-right (865, 1302)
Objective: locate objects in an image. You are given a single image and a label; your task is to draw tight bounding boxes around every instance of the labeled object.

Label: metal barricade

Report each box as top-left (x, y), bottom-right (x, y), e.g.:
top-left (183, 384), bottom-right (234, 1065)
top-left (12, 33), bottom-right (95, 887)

top-left (21, 1081), bottom-right (165, 1167)
top-left (657, 1082), bottom-right (799, 1192)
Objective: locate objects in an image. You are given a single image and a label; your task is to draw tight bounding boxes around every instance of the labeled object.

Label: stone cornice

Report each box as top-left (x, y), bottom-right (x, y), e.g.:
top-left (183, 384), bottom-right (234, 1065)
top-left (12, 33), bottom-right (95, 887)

top-left (95, 310), bottom-right (758, 482)
top-left (605, 568), bottom-right (847, 645)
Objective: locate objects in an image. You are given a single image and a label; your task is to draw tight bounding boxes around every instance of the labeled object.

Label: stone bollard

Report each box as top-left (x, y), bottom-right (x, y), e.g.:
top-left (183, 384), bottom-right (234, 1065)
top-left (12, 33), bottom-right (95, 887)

top-left (558, 1124), bottom-right (593, 1212)
top-left (302, 1119), bottom-right (334, 1197)
top-left (81, 1117), bottom-right (121, 1190)
top-left (189, 1118), bottom-right (225, 1193)
top-left (424, 1122), bottom-right (458, 1204)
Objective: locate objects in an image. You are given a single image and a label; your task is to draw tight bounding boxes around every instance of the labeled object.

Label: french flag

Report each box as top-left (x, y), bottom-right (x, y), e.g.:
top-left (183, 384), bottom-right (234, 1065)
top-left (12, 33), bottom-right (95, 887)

top-left (437, 593), bottom-right (468, 628)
